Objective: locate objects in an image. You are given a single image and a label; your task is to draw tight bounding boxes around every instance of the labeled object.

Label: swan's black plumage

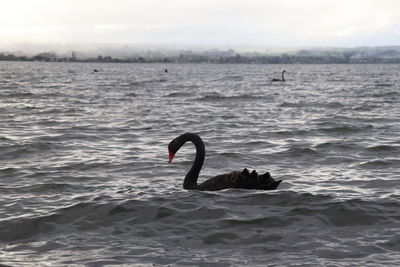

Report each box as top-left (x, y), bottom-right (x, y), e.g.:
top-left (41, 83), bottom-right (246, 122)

top-left (272, 70), bottom-right (286, 82)
top-left (168, 133), bottom-right (281, 191)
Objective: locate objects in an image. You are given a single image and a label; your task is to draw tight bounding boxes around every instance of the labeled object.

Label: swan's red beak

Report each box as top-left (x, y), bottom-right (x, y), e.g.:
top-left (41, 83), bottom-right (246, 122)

top-left (168, 151), bottom-right (175, 163)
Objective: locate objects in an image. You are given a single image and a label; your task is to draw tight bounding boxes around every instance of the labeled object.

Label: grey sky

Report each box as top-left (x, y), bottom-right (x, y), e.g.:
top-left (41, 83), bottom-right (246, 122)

top-left (1, 0), bottom-right (400, 47)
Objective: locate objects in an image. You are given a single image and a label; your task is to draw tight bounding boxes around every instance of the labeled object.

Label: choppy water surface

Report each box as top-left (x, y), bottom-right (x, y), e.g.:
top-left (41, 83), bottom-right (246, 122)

top-left (1, 62), bottom-right (399, 266)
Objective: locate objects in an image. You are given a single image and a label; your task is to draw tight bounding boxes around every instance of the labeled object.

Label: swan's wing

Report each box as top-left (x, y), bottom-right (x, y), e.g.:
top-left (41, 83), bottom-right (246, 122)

top-left (197, 169), bottom-right (282, 191)
top-left (197, 171), bottom-right (243, 191)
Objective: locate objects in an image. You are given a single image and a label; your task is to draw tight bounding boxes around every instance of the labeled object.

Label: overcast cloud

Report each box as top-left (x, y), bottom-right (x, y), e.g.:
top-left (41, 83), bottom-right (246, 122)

top-left (1, 0), bottom-right (400, 47)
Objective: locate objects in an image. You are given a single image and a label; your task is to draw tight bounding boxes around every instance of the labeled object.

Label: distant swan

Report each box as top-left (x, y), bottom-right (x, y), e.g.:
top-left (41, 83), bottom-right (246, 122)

top-left (272, 70), bottom-right (286, 82)
top-left (168, 133), bottom-right (281, 191)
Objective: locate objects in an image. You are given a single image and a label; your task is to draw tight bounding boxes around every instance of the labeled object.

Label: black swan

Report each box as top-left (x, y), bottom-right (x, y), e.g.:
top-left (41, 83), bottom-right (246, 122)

top-left (168, 133), bottom-right (281, 191)
top-left (272, 70), bottom-right (286, 82)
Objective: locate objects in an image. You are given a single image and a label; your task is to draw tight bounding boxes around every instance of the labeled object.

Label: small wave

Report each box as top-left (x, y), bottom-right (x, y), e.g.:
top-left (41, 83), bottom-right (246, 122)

top-left (35, 92), bottom-right (65, 98)
top-left (280, 101), bottom-right (344, 108)
top-left (197, 92), bottom-right (221, 100)
top-left (169, 84), bottom-right (200, 90)
top-left (164, 92), bottom-right (195, 98)
top-left (354, 178), bottom-right (400, 190)
top-left (1, 191), bottom-right (399, 245)
top-left (318, 156), bottom-right (355, 165)
top-left (325, 101), bottom-right (345, 108)
top-left (55, 161), bottom-right (113, 171)
top-left (279, 101), bottom-right (303, 108)
top-left (129, 126), bottom-right (153, 131)
top-left (130, 78), bottom-right (167, 86)
top-left (275, 147), bottom-right (319, 158)
top-left (0, 183), bottom-right (76, 194)
top-left (0, 92), bottom-right (34, 98)
top-left (221, 215), bottom-right (290, 228)
top-left (215, 75), bottom-right (244, 82)
top-left (315, 141), bottom-right (360, 151)
top-left (21, 106), bottom-right (39, 111)
top-left (376, 235), bottom-right (400, 251)
top-left (367, 145), bottom-right (398, 152)
top-left (0, 214), bottom-right (58, 242)
top-left (39, 131), bottom-right (104, 142)
top-left (0, 202), bottom-right (97, 242)
top-left (359, 159), bottom-right (400, 169)
top-left (36, 107), bottom-right (84, 115)
top-left (125, 93), bottom-right (137, 97)
top-left (198, 93), bottom-right (259, 102)
top-left (202, 232), bottom-right (240, 245)
top-left (0, 142), bottom-right (61, 160)
top-left (284, 195), bottom-right (400, 227)
top-left (374, 82), bottom-right (395, 87)
top-left (371, 91), bottom-right (399, 98)
top-left (273, 129), bottom-right (309, 137)
top-left (0, 136), bottom-right (15, 143)
top-left (0, 167), bottom-right (19, 175)
top-left (318, 124), bottom-right (373, 134)
top-left (352, 103), bottom-right (379, 111)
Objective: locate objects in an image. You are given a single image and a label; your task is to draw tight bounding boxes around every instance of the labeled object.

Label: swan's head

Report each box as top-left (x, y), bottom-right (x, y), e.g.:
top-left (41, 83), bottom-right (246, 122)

top-left (168, 137), bottom-right (183, 163)
top-left (168, 133), bottom-right (201, 163)
top-left (282, 70), bottom-right (286, 73)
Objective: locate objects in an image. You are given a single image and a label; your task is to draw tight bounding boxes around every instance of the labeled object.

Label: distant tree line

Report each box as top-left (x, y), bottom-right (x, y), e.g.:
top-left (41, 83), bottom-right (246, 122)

top-left (1, 51), bottom-right (400, 64)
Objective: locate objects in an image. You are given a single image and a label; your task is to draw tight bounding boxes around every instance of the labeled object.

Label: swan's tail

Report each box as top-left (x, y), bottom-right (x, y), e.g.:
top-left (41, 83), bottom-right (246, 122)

top-left (240, 168), bottom-right (281, 190)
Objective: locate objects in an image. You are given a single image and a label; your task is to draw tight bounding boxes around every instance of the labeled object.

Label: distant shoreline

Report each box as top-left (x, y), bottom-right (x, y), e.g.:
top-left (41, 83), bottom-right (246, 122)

top-left (2, 51), bottom-right (400, 64)
top-left (1, 58), bottom-right (400, 64)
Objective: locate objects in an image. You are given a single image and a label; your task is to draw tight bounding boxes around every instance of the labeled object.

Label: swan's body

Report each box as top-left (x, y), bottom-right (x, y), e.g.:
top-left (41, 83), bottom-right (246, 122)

top-left (272, 70), bottom-right (286, 82)
top-left (168, 133), bottom-right (281, 191)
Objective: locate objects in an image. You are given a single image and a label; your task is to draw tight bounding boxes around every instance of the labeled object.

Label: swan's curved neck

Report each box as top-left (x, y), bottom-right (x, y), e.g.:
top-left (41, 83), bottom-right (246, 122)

top-left (282, 71), bottom-right (285, 81)
top-left (182, 133), bottom-right (205, 190)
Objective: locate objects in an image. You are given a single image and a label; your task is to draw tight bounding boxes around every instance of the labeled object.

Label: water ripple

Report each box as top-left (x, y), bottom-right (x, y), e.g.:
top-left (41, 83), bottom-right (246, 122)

top-left (1, 62), bottom-right (400, 266)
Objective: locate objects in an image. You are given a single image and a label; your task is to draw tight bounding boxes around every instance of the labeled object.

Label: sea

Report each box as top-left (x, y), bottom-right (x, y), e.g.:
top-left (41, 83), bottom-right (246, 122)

top-left (0, 62), bottom-right (399, 266)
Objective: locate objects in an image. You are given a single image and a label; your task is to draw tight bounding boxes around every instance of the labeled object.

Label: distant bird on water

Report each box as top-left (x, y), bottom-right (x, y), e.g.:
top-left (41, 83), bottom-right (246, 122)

top-left (272, 70), bottom-right (286, 82)
top-left (165, 69), bottom-right (168, 73)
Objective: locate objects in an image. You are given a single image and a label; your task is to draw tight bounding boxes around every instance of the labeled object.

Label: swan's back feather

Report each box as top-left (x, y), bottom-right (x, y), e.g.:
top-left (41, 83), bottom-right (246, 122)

top-left (197, 168), bottom-right (281, 191)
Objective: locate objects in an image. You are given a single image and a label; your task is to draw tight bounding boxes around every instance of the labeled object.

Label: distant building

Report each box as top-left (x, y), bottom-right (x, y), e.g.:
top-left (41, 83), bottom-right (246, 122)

top-left (71, 51), bottom-right (77, 61)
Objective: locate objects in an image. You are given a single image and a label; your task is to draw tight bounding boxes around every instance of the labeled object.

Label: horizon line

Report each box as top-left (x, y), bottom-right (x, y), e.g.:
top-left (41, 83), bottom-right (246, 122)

top-left (1, 41), bottom-right (400, 49)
